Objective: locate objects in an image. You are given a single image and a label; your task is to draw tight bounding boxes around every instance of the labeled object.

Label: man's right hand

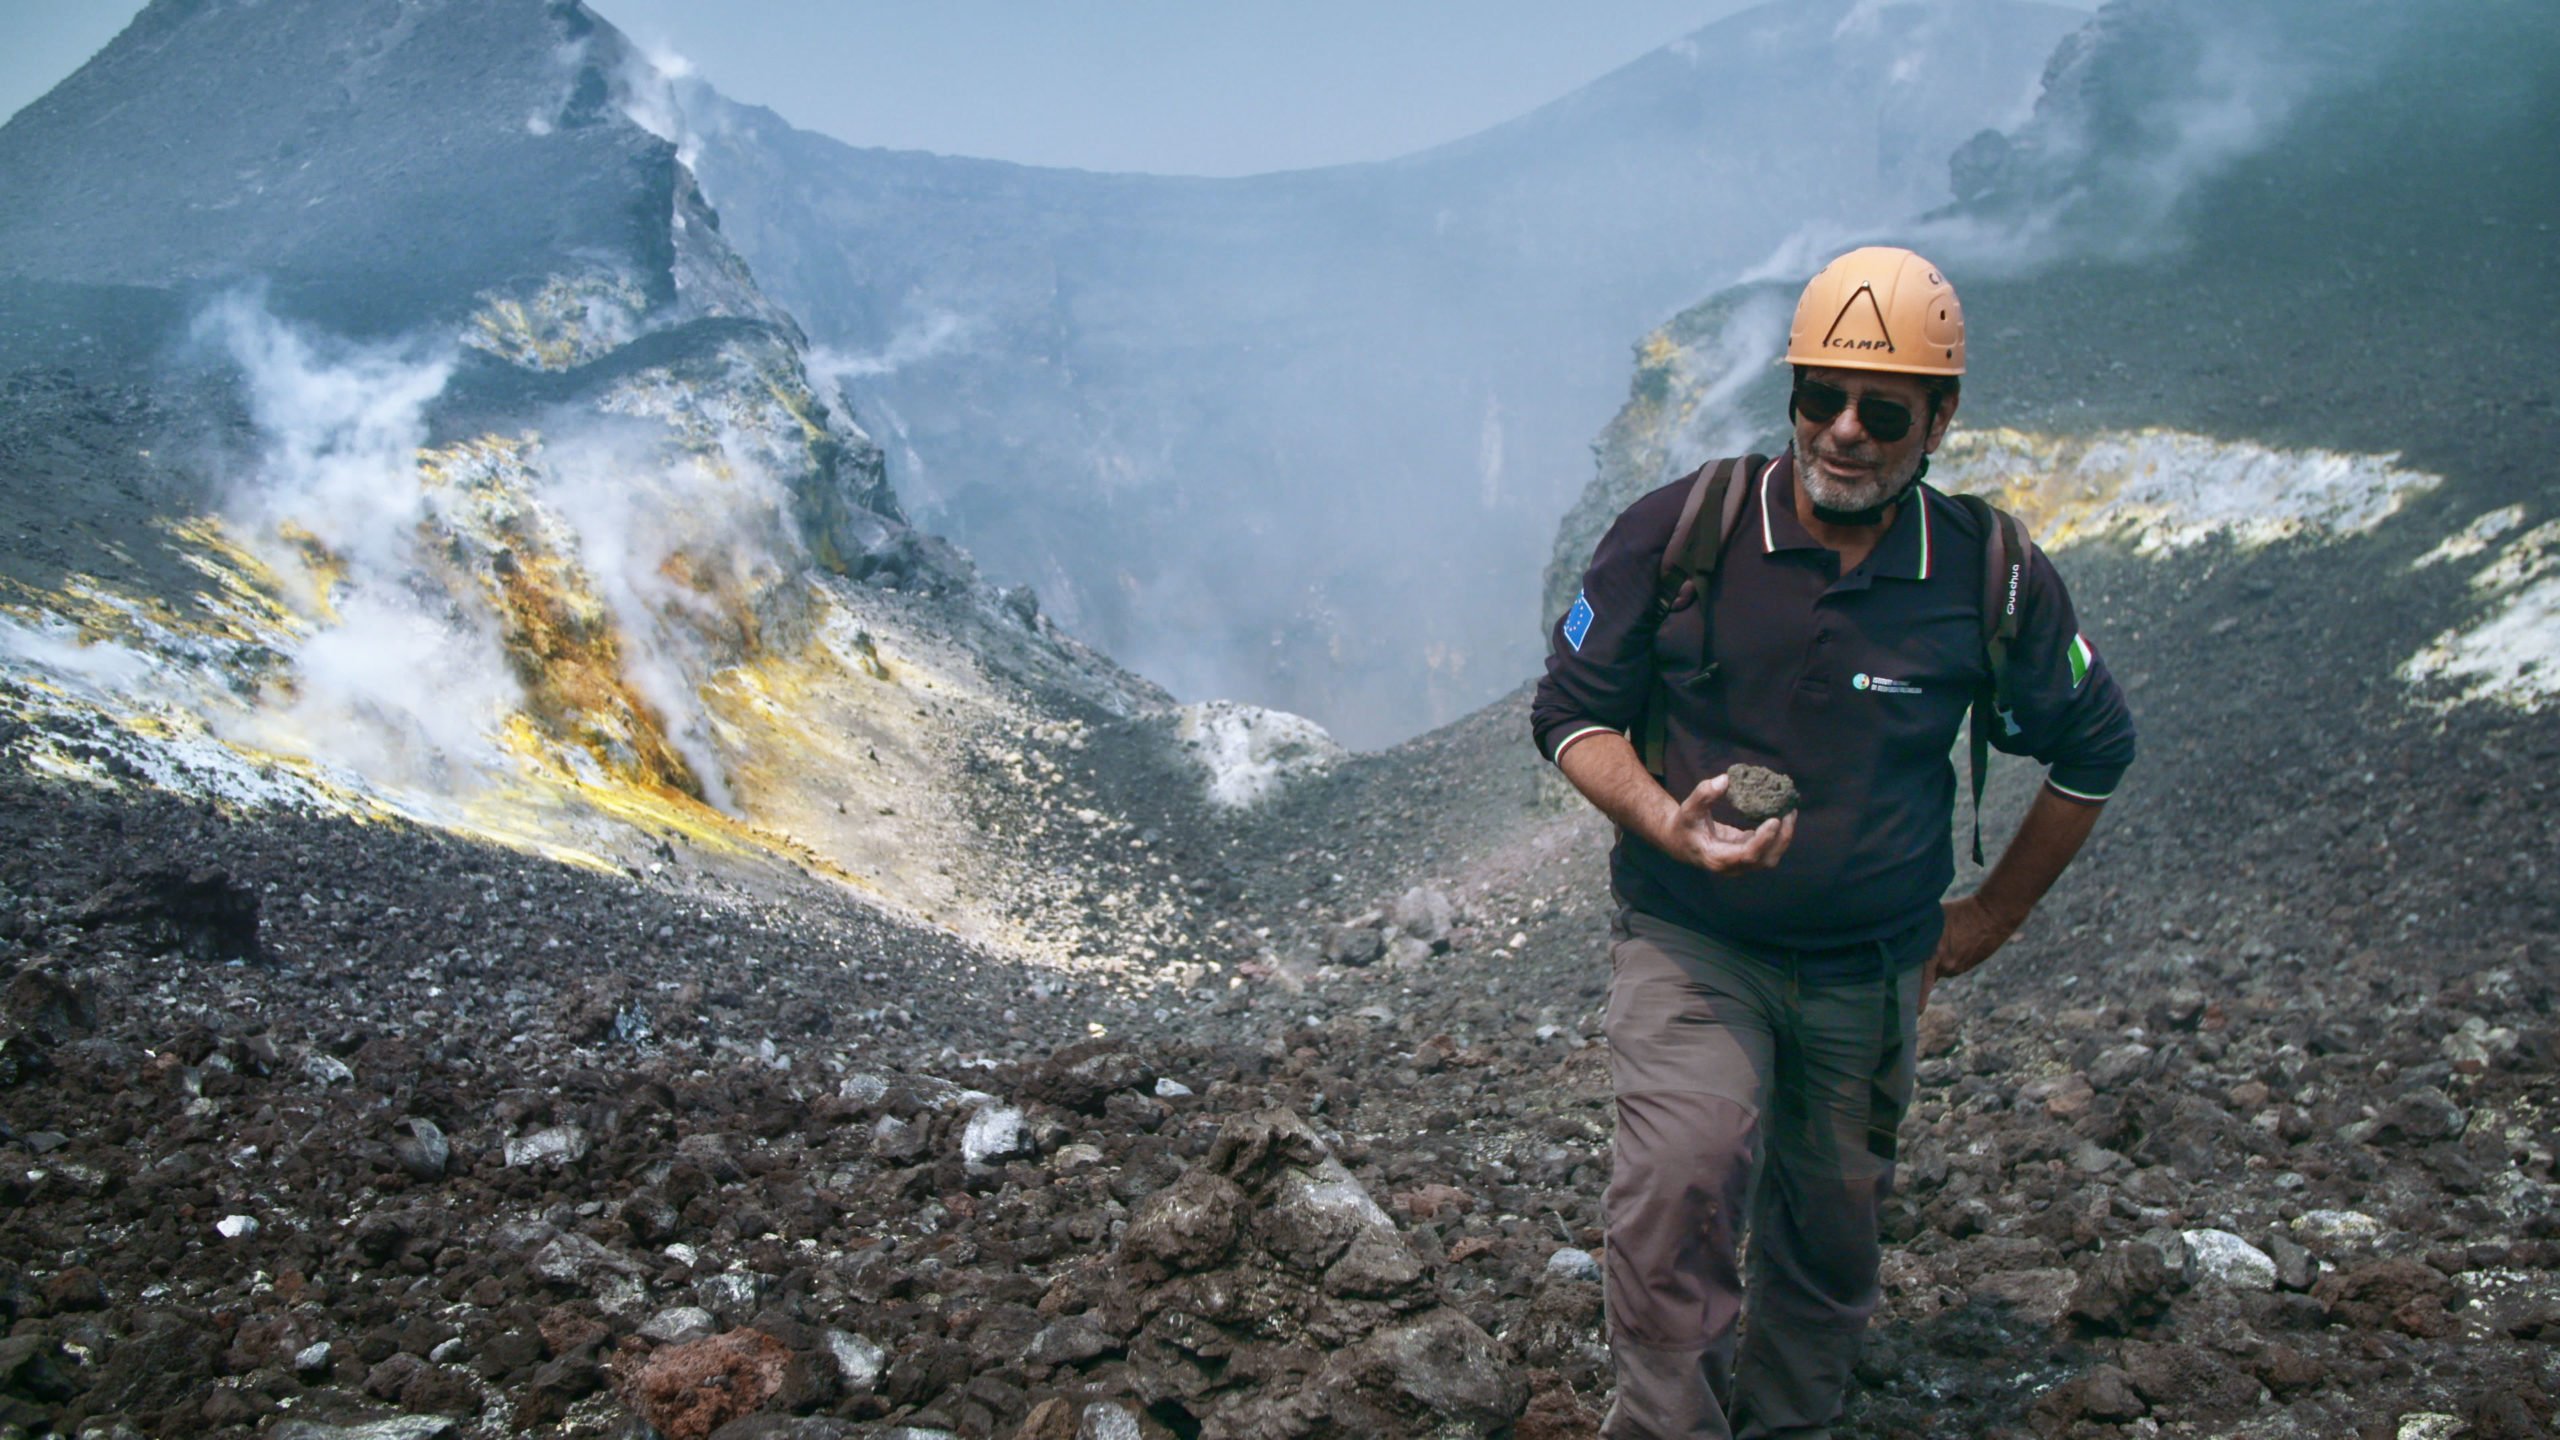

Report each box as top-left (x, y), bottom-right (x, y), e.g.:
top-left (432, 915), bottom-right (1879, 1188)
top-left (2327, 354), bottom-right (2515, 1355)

top-left (1555, 734), bottom-right (1796, 875)
top-left (1663, 771), bottom-right (1794, 873)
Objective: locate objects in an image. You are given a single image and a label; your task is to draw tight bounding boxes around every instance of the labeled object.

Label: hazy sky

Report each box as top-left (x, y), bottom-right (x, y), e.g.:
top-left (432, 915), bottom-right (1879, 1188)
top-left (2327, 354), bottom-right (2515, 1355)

top-left (1, 0), bottom-right (2084, 176)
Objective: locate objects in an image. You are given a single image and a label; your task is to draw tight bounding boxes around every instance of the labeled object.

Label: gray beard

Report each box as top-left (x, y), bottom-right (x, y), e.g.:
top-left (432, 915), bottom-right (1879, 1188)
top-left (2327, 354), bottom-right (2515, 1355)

top-left (1794, 439), bottom-right (1921, 527)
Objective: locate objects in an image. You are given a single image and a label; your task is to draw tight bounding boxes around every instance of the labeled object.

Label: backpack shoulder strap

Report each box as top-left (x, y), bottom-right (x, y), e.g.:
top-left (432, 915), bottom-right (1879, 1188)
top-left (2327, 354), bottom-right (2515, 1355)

top-left (1978, 497), bottom-right (2033, 659)
top-left (1657, 452), bottom-right (1766, 590)
top-left (1639, 453), bottom-right (1767, 776)
top-left (1950, 491), bottom-right (2036, 864)
top-left (1710, 452), bottom-right (1760, 568)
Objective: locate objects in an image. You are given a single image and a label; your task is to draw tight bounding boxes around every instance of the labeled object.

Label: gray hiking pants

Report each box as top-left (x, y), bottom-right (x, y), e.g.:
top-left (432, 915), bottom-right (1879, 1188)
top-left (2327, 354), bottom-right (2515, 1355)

top-left (1600, 909), bottom-right (1922, 1440)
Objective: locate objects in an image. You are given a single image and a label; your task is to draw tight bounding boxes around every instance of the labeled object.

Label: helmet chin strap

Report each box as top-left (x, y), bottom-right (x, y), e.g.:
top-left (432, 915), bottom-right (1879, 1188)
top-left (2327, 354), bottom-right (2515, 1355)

top-left (1810, 499), bottom-right (1891, 527)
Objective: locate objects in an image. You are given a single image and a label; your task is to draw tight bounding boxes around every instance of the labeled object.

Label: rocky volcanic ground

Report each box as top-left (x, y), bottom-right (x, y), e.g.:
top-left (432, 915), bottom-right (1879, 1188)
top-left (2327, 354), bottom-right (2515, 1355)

top-left (3, 526), bottom-right (2560, 1440)
top-left (3, 0), bottom-right (2554, 1434)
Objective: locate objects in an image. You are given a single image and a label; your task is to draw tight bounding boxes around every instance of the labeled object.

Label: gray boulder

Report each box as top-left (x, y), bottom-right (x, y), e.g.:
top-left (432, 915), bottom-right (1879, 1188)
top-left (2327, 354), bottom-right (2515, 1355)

top-left (1325, 924), bottom-right (1385, 968)
top-left (1391, 886), bottom-right (1456, 945)
top-left (2181, 1229), bottom-right (2277, 1291)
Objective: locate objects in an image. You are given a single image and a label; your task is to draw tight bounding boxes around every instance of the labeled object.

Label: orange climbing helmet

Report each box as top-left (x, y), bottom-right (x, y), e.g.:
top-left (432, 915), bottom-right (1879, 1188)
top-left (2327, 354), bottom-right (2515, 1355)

top-left (1784, 246), bottom-right (1965, 376)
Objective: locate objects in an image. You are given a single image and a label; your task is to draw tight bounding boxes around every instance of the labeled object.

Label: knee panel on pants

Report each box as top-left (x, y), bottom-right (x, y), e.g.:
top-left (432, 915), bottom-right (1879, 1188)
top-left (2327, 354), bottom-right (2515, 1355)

top-left (1614, 1090), bottom-right (1758, 1198)
top-left (1606, 1090), bottom-right (1761, 1349)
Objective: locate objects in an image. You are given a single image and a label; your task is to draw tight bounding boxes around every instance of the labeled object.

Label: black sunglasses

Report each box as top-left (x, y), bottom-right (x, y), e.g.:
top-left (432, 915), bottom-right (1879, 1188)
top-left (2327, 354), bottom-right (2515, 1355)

top-left (1791, 377), bottom-right (1917, 443)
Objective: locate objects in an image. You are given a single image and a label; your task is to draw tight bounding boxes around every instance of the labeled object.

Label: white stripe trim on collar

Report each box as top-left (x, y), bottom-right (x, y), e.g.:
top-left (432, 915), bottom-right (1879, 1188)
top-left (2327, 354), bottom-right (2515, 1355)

top-left (1759, 457), bottom-right (1779, 553)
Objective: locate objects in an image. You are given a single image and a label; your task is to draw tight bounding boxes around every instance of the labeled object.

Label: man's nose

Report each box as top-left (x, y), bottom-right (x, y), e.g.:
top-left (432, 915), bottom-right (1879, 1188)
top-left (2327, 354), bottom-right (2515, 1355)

top-left (1826, 404), bottom-right (1870, 445)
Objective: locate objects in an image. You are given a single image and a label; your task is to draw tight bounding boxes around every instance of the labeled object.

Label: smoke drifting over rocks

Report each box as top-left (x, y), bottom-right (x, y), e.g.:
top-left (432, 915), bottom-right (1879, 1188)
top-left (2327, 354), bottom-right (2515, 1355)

top-left (1947, 0), bottom-right (2418, 246)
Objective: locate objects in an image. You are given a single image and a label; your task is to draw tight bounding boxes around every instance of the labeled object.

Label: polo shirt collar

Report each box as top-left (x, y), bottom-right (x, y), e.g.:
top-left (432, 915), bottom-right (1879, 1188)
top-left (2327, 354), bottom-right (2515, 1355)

top-left (1760, 451), bottom-right (1937, 582)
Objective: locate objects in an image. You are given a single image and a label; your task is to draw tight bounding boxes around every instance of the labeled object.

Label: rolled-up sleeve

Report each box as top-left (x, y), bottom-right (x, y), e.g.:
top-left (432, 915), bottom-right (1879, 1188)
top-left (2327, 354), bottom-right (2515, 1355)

top-left (1994, 546), bottom-right (2137, 803)
top-left (1530, 482), bottom-right (1683, 764)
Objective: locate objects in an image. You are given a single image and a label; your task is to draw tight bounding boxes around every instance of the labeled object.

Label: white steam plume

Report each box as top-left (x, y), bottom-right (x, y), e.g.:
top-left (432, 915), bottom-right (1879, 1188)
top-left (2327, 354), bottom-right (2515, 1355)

top-left (193, 293), bottom-right (525, 786)
top-left (1660, 290), bottom-right (1795, 484)
top-left (2105, 29), bottom-right (2319, 239)
top-left (193, 296), bottom-right (799, 815)
top-left (0, 615), bottom-right (157, 697)
top-left (275, 590), bottom-right (524, 790)
top-left (195, 291), bottom-right (455, 578)
top-left (536, 411), bottom-right (798, 815)
top-left (807, 313), bottom-right (979, 391)
top-left (617, 40), bottom-right (702, 171)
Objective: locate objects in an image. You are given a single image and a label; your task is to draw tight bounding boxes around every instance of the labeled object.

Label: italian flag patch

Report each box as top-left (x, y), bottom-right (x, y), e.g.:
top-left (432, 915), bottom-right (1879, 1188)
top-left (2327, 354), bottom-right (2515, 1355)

top-left (2068, 633), bottom-right (2094, 688)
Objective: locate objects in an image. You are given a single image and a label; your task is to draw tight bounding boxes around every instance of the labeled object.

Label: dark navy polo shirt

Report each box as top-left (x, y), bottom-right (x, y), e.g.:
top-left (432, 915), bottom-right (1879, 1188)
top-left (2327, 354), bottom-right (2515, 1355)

top-left (1531, 452), bottom-right (2136, 957)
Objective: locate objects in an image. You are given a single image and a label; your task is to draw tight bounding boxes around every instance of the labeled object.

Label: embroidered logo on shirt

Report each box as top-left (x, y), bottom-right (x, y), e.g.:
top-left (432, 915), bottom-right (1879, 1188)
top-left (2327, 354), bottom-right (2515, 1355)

top-left (2068, 633), bottom-right (2094, 689)
top-left (1563, 591), bottom-right (1595, 652)
top-left (1853, 672), bottom-right (1922, 695)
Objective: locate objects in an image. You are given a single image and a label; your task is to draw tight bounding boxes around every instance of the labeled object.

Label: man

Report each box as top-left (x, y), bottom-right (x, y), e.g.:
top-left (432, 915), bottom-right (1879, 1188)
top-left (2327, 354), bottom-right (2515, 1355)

top-left (1530, 246), bottom-right (2136, 1438)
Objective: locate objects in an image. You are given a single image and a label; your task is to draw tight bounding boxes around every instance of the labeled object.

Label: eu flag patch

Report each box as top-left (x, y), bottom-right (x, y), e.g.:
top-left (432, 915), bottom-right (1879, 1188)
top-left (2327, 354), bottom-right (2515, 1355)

top-left (1563, 591), bottom-right (1595, 652)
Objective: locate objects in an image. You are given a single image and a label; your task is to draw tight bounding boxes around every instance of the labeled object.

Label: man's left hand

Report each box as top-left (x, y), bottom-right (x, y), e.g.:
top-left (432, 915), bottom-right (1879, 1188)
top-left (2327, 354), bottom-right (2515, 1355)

top-left (1921, 894), bottom-right (2018, 1009)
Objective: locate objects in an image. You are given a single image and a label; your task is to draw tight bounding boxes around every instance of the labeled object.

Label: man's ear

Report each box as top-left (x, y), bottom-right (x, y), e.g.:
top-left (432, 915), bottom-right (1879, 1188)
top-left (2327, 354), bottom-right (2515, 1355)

top-left (1923, 392), bottom-right (1959, 454)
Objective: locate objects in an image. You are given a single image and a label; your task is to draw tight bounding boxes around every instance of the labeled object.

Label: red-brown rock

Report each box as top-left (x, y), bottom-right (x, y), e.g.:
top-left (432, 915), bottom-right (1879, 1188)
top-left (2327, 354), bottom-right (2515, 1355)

top-left (627, 1329), bottom-right (793, 1440)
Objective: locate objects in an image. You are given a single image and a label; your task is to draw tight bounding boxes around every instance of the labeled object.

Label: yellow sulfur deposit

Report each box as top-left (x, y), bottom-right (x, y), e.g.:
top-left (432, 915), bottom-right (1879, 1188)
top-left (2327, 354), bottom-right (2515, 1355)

top-left (1932, 427), bottom-right (2438, 555)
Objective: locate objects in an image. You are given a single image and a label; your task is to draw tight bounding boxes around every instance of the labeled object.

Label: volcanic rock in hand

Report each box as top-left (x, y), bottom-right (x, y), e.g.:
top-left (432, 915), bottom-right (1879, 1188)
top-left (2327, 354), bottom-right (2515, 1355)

top-left (1724, 765), bottom-right (1799, 825)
